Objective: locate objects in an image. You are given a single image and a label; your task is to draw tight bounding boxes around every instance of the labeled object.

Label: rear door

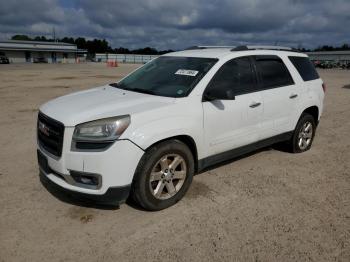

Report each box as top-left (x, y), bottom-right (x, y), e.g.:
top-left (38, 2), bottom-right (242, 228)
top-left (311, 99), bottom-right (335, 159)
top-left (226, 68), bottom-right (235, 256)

top-left (202, 56), bottom-right (263, 157)
top-left (253, 55), bottom-right (298, 139)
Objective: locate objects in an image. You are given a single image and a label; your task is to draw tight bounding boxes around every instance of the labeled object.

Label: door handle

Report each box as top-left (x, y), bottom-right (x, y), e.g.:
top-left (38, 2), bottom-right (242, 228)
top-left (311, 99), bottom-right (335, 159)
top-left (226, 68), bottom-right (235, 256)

top-left (249, 102), bottom-right (261, 108)
top-left (289, 94), bottom-right (298, 99)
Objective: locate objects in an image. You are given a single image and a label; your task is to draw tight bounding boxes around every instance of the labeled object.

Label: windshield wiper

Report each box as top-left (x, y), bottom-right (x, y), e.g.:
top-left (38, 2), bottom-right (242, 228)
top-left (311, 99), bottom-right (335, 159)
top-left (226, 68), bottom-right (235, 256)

top-left (109, 83), bottom-right (119, 88)
top-left (110, 83), bottom-right (156, 95)
top-left (128, 88), bottom-right (156, 95)
top-left (110, 82), bottom-right (128, 89)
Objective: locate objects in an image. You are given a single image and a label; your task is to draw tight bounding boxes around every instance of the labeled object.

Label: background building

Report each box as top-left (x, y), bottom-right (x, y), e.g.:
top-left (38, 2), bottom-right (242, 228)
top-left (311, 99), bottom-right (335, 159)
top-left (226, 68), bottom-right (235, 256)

top-left (0, 40), bottom-right (87, 63)
top-left (95, 53), bottom-right (159, 64)
top-left (307, 50), bottom-right (350, 62)
top-left (96, 51), bottom-right (350, 65)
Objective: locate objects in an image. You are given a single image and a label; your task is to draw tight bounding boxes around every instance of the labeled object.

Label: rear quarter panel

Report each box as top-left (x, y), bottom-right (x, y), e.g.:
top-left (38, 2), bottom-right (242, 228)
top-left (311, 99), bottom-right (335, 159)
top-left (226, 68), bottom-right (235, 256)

top-left (282, 53), bottom-right (324, 128)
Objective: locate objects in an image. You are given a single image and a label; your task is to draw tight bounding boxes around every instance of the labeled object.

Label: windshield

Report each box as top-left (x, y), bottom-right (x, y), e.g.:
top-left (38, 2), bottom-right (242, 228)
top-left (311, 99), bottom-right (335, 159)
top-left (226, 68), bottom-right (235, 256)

top-left (111, 56), bottom-right (218, 97)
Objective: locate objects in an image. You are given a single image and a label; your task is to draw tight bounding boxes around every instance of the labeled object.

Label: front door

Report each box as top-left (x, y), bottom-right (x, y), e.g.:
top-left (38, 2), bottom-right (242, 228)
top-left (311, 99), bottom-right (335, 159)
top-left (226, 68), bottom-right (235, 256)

top-left (202, 56), bottom-right (263, 158)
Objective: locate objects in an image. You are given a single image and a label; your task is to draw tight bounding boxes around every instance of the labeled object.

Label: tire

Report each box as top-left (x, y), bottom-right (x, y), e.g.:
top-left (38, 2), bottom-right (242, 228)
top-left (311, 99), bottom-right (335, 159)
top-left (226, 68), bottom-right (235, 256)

top-left (288, 113), bottom-right (316, 153)
top-left (131, 139), bottom-right (194, 211)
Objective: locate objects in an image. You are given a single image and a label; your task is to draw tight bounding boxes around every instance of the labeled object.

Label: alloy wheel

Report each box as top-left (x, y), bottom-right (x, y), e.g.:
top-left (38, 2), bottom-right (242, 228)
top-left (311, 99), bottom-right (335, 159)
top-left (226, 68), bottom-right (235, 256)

top-left (298, 121), bottom-right (313, 150)
top-left (149, 154), bottom-right (187, 200)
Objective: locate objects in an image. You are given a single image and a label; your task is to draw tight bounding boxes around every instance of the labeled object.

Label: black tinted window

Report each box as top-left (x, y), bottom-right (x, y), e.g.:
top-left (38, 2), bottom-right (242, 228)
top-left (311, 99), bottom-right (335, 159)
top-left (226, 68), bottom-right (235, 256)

top-left (206, 57), bottom-right (256, 97)
top-left (289, 56), bottom-right (319, 81)
top-left (255, 56), bottom-right (294, 89)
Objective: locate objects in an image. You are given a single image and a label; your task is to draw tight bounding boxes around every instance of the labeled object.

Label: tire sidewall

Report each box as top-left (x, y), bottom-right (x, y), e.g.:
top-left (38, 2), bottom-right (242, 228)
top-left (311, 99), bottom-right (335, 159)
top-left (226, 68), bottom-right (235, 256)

top-left (133, 140), bottom-right (194, 210)
top-left (292, 114), bottom-right (316, 153)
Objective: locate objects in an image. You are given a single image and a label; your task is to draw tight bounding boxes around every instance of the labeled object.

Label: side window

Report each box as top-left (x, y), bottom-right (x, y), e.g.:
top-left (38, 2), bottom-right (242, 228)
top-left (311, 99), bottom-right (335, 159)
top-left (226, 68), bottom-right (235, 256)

top-left (288, 56), bottom-right (319, 81)
top-left (206, 57), bottom-right (256, 97)
top-left (255, 55), bottom-right (294, 89)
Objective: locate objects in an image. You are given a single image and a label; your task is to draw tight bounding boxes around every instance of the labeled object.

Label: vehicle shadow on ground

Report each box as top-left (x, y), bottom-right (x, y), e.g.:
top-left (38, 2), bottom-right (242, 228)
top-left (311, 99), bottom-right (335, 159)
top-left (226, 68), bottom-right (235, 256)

top-left (197, 143), bottom-right (290, 174)
top-left (39, 143), bottom-right (290, 211)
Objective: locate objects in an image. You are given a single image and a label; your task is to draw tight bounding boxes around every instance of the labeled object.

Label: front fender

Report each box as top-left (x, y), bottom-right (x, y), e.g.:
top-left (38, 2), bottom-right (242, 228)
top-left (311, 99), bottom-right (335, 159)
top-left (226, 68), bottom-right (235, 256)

top-left (127, 116), bottom-right (204, 158)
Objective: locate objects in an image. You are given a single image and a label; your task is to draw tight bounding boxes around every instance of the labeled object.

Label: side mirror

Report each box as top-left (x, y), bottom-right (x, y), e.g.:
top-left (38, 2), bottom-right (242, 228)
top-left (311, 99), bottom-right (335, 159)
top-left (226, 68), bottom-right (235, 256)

top-left (203, 89), bottom-right (235, 102)
top-left (202, 92), bottom-right (217, 102)
top-left (225, 89), bottom-right (235, 100)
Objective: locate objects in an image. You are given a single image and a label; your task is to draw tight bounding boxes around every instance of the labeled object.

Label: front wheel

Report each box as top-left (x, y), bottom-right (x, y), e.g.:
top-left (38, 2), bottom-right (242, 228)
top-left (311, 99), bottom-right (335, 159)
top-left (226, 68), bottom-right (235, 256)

top-left (131, 140), bottom-right (194, 211)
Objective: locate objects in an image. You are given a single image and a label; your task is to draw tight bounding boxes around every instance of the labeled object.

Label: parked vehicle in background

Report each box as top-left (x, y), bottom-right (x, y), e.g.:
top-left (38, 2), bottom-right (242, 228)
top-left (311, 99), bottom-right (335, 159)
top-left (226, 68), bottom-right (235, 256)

top-left (37, 45), bottom-right (325, 210)
top-left (0, 51), bottom-right (9, 64)
top-left (313, 60), bottom-right (350, 69)
top-left (340, 61), bottom-right (350, 69)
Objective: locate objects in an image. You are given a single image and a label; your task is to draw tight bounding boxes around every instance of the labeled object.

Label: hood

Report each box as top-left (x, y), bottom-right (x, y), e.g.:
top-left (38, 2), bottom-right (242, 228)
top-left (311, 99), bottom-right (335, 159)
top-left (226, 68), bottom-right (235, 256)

top-left (40, 85), bottom-right (175, 126)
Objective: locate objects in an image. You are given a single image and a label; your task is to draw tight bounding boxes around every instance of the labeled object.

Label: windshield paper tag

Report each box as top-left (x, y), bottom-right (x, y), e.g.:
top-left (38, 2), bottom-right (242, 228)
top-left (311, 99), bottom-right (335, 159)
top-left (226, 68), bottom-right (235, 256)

top-left (175, 69), bottom-right (199, 77)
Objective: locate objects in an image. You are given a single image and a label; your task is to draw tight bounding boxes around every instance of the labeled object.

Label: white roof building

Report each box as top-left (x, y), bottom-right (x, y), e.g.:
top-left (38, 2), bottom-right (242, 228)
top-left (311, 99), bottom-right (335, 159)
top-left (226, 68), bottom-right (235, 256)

top-left (307, 50), bottom-right (350, 62)
top-left (0, 40), bottom-right (87, 63)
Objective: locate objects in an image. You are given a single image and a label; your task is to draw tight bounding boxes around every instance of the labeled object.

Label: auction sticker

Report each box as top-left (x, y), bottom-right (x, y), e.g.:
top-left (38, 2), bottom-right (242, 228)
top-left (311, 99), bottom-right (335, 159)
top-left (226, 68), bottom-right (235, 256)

top-left (175, 69), bottom-right (199, 76)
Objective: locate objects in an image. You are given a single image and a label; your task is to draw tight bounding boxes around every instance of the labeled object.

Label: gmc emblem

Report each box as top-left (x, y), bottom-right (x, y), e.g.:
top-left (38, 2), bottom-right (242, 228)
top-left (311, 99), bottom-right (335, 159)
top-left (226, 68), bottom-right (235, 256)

top-left (38, 121), bottom-right (50, 136)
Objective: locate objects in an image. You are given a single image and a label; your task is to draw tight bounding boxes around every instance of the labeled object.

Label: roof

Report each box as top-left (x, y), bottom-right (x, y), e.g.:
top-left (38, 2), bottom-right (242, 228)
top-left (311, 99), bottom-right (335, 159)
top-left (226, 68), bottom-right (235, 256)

top-left (165, 46), bottom-right (307, 59)
top-left (0, 40), bottom-right (80, 53)
top-left (166, 48), bottom-right (233, 59)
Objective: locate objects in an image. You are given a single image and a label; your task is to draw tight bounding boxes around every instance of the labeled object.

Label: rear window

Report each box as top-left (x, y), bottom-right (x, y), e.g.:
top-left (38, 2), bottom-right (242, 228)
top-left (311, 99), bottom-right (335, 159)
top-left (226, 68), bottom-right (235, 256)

top-left (255, 55), bottom-right (294, 89)
top-left (289, 56), bottom-right (319, 81)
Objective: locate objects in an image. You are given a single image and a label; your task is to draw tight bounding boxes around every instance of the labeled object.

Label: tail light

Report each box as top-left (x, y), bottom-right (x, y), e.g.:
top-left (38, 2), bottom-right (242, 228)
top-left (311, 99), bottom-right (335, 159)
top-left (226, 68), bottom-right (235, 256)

top-left (322, 83), bottom-right (326, 93)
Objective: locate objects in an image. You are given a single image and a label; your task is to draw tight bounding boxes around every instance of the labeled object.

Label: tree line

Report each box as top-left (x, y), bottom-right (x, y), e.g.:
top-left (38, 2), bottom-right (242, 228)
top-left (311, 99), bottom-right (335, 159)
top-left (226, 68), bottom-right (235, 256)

top-left (11, 34), bottom-right (350, 54)
top-left (11, 35), bottom-right (174, 55)
top-left (313, 44), bottom-right (350, 51)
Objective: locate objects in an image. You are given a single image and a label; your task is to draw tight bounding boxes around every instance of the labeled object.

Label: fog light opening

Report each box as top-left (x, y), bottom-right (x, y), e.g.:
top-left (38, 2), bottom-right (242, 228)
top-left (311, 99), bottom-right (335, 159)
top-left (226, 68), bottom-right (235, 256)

top-left (70, 171), bottom-right (101, 189)
top-left (80, 176), bottom-right (98, 185)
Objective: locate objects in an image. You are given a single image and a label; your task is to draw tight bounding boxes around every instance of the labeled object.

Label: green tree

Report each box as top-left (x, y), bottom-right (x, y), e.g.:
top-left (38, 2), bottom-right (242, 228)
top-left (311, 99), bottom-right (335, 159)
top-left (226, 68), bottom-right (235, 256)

top-left (75, 37), bottom-right (87, 49)
top-left (34, 36), bottom-right (48, 41)
top-left (11, 35), bottom-right (31, 41)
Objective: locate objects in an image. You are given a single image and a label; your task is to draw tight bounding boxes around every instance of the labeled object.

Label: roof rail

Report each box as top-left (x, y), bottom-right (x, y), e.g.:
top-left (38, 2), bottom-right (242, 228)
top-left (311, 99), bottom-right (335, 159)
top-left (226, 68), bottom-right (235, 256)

top-left (232, 45), bottom-right (299, 52)
top-left (185, 45), bottom-right (236, 50)
top-left (185, 46), bottom-right (205, 50)
top-left (198, 46), bottom-right (237, 49)
top-left (184, 45), bottom-right (300, 52)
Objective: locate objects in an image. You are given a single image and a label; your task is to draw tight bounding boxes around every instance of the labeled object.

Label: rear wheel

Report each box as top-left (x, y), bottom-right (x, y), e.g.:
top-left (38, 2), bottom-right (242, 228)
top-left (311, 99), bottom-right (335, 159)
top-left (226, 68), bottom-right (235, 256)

top-left (131, 140), bottom-right (194, 211)
top-left (289, 113), bottom-right (316, 153)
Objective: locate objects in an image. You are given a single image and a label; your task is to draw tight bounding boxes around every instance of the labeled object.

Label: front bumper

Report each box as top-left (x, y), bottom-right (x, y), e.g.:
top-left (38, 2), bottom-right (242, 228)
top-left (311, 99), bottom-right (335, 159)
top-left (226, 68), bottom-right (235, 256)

top-left (37, 125), bottom-right (144, 202)
top-left (39, 171), bottom-right (131, 205)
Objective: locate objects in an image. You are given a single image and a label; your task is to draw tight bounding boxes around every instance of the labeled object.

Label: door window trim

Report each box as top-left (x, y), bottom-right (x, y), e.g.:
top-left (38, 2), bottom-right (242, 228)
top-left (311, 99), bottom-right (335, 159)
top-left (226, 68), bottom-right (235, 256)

top-left (202, 55), bottom-right (259, 100)
top-left (252, 55), bottom-right (295, 91)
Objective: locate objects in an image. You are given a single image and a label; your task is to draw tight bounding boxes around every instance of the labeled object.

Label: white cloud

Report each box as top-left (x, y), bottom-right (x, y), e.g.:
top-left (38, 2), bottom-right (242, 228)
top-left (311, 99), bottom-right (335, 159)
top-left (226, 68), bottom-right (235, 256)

top-left (0, 0), bottom-right (349, 49)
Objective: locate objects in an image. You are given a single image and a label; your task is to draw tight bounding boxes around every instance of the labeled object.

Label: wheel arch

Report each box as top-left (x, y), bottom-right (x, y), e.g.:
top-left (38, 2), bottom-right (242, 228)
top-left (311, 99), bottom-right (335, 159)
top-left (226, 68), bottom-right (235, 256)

top-left (302, 106), bottom-right (319, 126)
top-left (145, 135), bottom-right (199, 173)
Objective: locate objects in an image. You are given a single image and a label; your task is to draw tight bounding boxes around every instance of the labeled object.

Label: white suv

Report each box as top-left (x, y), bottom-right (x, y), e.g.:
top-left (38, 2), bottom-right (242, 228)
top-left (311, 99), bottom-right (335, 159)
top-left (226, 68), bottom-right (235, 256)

top-left (37, 46), bottom-right (325, 210)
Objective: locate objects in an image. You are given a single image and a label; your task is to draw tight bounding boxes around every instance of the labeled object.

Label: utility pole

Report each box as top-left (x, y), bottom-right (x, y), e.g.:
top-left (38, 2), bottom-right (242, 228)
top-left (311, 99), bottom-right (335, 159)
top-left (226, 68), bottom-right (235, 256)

top-left (52, 27), bottom-right (56, 42)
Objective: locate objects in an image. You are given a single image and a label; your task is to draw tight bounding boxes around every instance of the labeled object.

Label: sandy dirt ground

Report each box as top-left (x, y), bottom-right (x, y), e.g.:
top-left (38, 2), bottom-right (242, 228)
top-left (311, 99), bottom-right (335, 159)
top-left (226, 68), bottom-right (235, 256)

top-left (0, 63), bottom-right (349, 262)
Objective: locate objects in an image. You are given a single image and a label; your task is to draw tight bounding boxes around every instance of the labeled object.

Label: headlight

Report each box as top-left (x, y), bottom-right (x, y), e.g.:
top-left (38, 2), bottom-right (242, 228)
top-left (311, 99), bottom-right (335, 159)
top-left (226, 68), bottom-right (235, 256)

top-left (73, 115), bottom-right (130, 141)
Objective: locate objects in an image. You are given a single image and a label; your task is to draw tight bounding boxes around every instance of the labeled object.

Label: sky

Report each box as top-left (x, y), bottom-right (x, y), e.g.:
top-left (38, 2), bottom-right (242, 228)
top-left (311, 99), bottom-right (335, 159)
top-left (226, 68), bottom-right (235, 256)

top-left (0, 0), bottom-right (349, 50)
